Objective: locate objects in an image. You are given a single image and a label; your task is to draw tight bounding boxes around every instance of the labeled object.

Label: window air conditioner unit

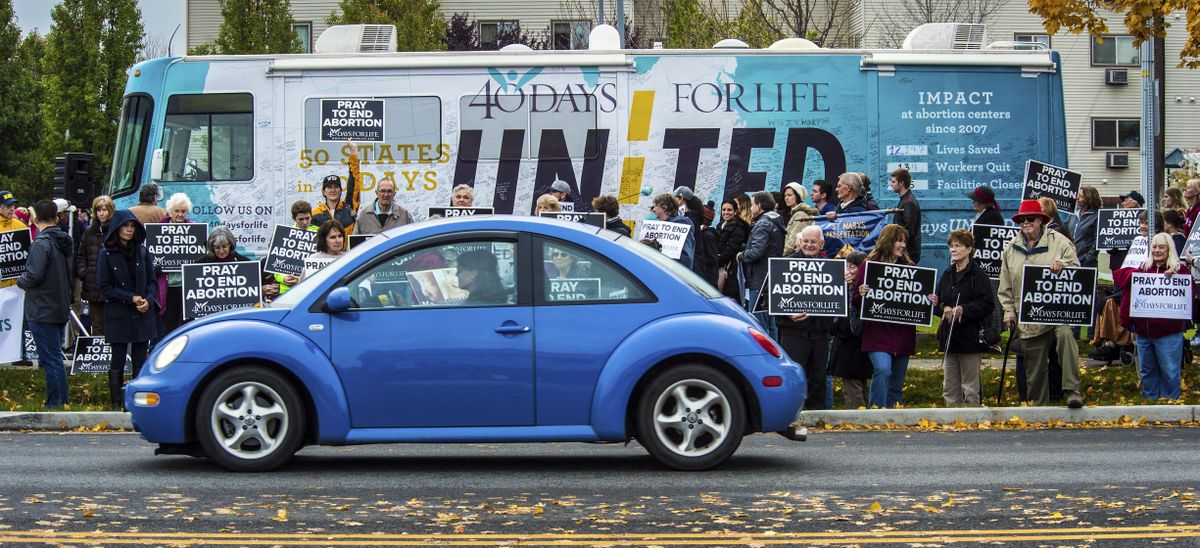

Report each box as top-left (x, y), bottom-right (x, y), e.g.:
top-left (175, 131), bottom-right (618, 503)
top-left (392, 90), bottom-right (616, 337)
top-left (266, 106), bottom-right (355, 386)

top-left (1106, 151), bottom-right (1129, 168)
top-left (1105, 68), bottom-right (1128, 86)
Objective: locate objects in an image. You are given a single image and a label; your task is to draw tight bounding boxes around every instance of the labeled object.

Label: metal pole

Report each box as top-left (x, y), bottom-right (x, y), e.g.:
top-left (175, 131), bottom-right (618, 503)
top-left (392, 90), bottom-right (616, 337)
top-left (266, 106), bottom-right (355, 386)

top-left (1140, 37), bottom-right (1157, 225)
top-left (598, 0), bottom-right (605, 30)
top-left (616, 0), bottom-right (625, 47)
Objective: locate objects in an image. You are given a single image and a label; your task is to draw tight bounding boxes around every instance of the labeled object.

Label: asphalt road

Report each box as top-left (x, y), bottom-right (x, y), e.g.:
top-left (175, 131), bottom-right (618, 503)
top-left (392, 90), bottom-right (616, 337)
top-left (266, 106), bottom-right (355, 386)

top-left (1, 428), bottom-right (1197, 546)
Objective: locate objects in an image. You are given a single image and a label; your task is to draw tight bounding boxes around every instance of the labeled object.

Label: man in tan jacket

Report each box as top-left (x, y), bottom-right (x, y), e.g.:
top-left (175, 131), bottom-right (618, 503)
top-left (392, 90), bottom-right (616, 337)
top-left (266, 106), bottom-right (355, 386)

top-left (998, 199), bottom-right (1082, 408)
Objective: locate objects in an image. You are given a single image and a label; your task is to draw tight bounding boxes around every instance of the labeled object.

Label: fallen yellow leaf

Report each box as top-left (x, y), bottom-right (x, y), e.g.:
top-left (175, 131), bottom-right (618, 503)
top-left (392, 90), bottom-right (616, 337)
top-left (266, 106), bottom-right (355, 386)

top-left (272, 509), bottom-right (288, 522)
top-left (867, 501), bottom-right (883, 513)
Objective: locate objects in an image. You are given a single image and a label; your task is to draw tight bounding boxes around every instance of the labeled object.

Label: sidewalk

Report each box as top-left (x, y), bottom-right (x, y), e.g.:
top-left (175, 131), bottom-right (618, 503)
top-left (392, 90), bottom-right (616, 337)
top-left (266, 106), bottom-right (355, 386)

top-left (2, 405), bottom-right (1198, 432)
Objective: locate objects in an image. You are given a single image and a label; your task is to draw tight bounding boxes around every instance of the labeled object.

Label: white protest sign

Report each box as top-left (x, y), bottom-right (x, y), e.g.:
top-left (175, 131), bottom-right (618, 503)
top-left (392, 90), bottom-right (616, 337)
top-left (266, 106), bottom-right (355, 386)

top-left (303, 255), bottom-right (337, 279)
top-left (0, 286), bottom-right (23, 362)
top-left (1130, 273), bottom-right (1192, 320)
top-left (1121, 235), bottom-right (1149, 269)
top-left (638, 220), bottom-right (691, 260)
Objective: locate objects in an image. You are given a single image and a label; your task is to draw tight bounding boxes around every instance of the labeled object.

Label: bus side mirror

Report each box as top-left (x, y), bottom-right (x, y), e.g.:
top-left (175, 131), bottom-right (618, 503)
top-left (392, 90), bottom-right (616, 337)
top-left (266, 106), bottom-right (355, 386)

top-left (150, 149), bottom-right (165, 181)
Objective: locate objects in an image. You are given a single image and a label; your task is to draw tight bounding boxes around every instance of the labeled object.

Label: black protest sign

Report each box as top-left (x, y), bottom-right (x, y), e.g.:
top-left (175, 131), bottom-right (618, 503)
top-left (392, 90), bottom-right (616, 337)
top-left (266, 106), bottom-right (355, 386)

top-left (428, 206), bottom-right (494, 218)
top-left (347, 234), bottom-right (375, 250)
top-left (971, 224), bottom-right (1020, 280)
top-left (1022, 160), bottom-right (1082, 215)
top-left (264, 225), bottom-right (318, 277)
top-left (144, 223), bottom-right (207, 272)
top-left (320, 98), bottom-right (384, 142)
top-left (860, 262), bottom-right (936, 327)
top-left (1096, 208), bottom-right (1143, 250)
top-left (767, 258), bottom-right (847, 316)
top-left (546, 278), bottom-right (601, 301)
top-left (70, 337), bottom-right (130, 375)
top-left (1018, 265), bottom-right (1096, 326)
top-left (0, 228), bottom-right (31, 280)
top-left (540, 211), bottom-right (606, 228)
top-left (181, 261), bottom-right (263, 319)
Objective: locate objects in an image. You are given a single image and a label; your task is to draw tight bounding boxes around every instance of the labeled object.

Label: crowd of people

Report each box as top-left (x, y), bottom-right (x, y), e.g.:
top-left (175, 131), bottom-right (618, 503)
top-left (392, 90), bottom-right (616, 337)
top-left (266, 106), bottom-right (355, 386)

top-left (5, 155), bottom-right (1198, 411)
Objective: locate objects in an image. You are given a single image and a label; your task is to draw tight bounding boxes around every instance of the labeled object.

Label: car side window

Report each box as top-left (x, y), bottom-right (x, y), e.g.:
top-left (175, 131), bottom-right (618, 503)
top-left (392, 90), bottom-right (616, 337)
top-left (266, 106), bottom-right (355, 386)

top-left (345, 240), bottom-right (518, 309)
top-left (539, 240), bottom-right (649, 304)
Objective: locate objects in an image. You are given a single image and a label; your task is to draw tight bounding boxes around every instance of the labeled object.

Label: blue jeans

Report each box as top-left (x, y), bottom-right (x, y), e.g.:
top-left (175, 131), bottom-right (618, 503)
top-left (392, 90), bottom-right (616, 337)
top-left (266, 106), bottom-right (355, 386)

top-left (1134, 334), bottom-right (1183, 400)
top-left (746, 289), bottom-right (778, 341)
top-left (27, 321), bottom-right (68, 408)
top-left (867, 352), bottom-right (910, 409)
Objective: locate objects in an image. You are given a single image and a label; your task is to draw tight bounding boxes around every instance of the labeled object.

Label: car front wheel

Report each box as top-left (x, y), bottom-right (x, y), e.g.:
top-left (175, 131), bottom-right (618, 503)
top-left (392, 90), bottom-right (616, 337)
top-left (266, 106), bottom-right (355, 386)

top-left (194, 366), bottom-right (305, 472)
top-left (636, 365), bottom-right (746, 470)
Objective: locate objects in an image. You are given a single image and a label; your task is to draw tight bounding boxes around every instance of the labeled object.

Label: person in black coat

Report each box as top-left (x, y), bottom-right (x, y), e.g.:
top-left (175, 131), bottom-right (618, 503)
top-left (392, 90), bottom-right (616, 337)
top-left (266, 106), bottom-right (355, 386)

top-left (97, 209), bottom-right (159, 408)
top-left (775, 226), bottom-right (834, 410)
top-left (932, 229), bottom-right (994, 406)
top-left (716, 199), bottom-right (749, 300)
top-left (968, 186), bottom-right (1004, 227)
top-left (591, 195), bottom-right (631, 237)
top-left (830, 251), bottom-right (870, 408)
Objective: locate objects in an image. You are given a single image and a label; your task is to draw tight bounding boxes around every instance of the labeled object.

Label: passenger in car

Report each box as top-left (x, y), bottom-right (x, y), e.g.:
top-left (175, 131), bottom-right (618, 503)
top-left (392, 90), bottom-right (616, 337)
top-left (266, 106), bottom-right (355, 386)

top-left (546, 245), bottom-right (591, 279)
top-left (456, 249), bottom-right (510, 305)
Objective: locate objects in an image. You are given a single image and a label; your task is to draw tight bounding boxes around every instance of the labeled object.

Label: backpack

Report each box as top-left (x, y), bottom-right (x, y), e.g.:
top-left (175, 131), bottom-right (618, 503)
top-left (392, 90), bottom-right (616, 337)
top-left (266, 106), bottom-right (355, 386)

top-left (692, 224), bottom-right (721, 287)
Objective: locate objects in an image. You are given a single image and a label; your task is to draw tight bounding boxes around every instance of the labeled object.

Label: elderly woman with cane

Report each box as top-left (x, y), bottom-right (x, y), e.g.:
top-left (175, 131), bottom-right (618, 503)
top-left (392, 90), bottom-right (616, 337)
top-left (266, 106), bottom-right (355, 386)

top-left (933, 229), bottom-right (993, 406)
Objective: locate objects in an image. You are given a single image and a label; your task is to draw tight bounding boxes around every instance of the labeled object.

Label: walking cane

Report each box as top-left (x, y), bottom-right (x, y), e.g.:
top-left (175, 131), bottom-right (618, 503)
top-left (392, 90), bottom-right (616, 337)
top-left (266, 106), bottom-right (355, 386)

top-left (996, 324), bottom-right (1016, 407)
top-left (939, 295), bottom-right (961, 371)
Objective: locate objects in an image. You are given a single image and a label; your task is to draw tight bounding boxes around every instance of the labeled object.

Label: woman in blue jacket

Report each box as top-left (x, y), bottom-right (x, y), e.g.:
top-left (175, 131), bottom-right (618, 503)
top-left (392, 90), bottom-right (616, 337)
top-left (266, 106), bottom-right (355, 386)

top-left (97, 210), bottom-right (159, 408)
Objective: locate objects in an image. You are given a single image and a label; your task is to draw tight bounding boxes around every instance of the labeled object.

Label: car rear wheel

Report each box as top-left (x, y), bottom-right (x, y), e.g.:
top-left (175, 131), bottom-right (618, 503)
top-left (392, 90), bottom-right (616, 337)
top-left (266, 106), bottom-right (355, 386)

top-left (194, 366), bottom-right (305, 472)
top-left (636, 365), bottom-right (745, 470)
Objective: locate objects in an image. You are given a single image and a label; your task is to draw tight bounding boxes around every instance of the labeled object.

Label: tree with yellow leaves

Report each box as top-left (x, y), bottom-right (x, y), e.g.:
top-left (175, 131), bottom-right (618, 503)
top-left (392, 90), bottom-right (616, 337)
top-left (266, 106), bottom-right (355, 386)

top-left (1027, 0), bottom-right (1200, 68)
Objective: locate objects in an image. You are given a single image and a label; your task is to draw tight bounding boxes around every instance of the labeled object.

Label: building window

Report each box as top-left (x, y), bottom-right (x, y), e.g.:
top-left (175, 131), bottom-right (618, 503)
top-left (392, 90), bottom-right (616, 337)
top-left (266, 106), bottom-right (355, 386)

top-left (553, 21), bottom-right (590, 49)
top-left (1092, 118), bottom-right (1140, 149)
top-left (1091, 35), bottom-right (1140, 66)
top-left (1013, 33), bottom-right (1050, 50)
top-left (480, 21), bottom-right (519, 49)
top-left (292, 22), bottom-right (312, 53)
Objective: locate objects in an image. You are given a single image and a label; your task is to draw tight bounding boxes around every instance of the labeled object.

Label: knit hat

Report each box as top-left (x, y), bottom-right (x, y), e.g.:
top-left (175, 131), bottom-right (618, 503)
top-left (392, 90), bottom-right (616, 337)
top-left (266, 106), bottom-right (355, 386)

top-left (673, 186), bottom-right (694, 201)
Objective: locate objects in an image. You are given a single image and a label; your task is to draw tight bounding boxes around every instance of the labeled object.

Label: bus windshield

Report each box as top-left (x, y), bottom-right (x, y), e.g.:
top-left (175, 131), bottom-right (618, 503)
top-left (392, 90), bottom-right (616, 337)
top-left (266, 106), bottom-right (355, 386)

top-left (106, 94), bottom-right (153, 197)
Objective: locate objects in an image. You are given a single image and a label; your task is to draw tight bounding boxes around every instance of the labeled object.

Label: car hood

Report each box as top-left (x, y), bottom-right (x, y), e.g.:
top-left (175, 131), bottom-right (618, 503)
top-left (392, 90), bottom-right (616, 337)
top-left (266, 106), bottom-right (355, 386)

top-left (169, 307), bottom-right (290, 338)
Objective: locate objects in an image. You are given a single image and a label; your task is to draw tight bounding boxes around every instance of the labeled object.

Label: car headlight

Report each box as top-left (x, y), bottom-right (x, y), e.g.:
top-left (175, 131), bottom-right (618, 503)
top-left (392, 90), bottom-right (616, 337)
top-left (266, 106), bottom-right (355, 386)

top-left (153, 335), bottom-right (188, 372)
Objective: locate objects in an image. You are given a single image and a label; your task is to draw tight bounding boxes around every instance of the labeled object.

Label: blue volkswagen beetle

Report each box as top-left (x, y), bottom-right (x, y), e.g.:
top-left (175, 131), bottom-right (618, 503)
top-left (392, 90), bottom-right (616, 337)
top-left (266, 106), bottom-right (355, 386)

top-left (127, 216), bottom-right (806, 471)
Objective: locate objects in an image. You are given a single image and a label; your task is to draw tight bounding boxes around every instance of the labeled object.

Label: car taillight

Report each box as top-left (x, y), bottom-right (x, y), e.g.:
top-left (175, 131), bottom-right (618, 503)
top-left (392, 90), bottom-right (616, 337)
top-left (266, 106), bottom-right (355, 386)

top-left (749, 328), bottom-right (781, 358)
top-left (762, 376), bottom-right (783, 387)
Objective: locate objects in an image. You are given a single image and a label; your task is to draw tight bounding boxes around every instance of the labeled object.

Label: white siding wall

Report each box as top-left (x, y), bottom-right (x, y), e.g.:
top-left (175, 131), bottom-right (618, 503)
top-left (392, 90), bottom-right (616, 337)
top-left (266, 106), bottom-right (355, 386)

top-left (187, 0), bottom-right (633, 51)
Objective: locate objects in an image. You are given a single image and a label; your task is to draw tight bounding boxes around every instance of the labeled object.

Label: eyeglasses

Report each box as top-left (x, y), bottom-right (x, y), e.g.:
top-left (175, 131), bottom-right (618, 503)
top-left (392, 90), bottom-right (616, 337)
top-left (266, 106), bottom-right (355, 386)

top-left (377, 189), bottom-right (396, 194)
top-left (1018, 218), bottom-right (1038, 224)
top-left (550, 250), bottom-right (570, 258)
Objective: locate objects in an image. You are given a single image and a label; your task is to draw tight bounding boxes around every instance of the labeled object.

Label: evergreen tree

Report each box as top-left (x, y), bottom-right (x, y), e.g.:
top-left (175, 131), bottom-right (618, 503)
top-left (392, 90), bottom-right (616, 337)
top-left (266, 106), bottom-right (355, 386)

top-left (661, 0), bottom-right (725, 48)
top-left (210, 0), bottom-right (302, 55)
top-left (6, 32), bottom-right (47, 199)
top-left (41, 0), bottom-right (143, 199)
top-left (328, 0), bottom-right (446, 52)
top-left (0, 0), bottom-right (40, 197)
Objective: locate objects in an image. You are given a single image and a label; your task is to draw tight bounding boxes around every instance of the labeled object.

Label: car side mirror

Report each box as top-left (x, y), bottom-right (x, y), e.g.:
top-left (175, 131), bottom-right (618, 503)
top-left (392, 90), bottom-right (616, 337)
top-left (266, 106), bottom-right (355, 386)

top-left (325, 287), bottom-right (352, 313)
top-left (150, 149), bottom-right (165, 181)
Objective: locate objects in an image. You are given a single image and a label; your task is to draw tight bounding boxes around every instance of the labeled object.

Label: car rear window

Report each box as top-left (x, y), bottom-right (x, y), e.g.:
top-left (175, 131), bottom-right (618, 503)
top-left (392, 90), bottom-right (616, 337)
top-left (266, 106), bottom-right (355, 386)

top-left (619, 237), bottom-right (722, 299)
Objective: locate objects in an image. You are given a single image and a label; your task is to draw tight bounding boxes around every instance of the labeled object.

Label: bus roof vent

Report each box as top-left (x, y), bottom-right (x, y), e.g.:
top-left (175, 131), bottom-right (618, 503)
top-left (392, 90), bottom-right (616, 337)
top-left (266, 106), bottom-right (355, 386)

top-left (499, 43), bottom-right (533, 52)
top-left (768, 37), bottom-right (820, 50)
top-left (589, 24), bottom-right (621, 50)
top-left (902, 23), bottom-right (986, 50)
top-left (315, 24), bottom-right (397, 54)
top-left (713, 38), bottom-right (750, 49)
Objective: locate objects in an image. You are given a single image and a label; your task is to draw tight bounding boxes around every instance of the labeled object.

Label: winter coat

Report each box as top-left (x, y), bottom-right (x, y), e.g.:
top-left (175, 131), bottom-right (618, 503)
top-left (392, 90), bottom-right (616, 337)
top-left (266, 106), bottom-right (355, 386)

top-left (16, 226), bottom-right (74, 324)
top-left (717, 217), bottom-right (749, 269)
top-left (1186, 202), bottom-right (1200, 236)
top-left (996, 227), bottom-right (1079, 340)
top-left (1069, 209), bottom-right (1098, 268)
top-left (355, 200), bottom-right (414, 235)
top-left (837, 195), bottom-right (870, 215)
top-left (740, 211), bottom-right (785, 295)
top-left (312, 150), bottom-right (363, 234)
top-left (854, 259), bottom-right (917, 356)
top-left (935, 260), bottom-right (994, 354)
top-left (830, 313), bottom-right (871, 380)
top-left (75, 220), bottom-right (108, 302)
top-left (783, 203), bottom-right (819, 255)
top-left (129, 204), bottom-right (166, 227)
top-left (894, 191), bottom-right (922, 262)
top-left (604, 216), bottom-right (631, 237)
top-left (97, 210), bottom-right (159, 344)
top-left (972, 206), bottom-right (1004, 228)
top-left (1116, 263), bottom-right (1190, 338)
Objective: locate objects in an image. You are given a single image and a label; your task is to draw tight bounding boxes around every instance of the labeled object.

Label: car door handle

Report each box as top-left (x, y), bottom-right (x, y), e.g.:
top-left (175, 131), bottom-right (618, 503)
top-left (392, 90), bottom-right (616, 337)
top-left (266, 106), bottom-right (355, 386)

top-left (494, 325), bottom-right (530, 334)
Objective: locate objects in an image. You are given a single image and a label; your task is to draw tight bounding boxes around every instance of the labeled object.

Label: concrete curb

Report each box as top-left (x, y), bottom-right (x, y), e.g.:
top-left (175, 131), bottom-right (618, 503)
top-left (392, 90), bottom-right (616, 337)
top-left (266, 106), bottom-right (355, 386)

top-left (2, 407), bottom-right (1198, 432)
top-left (0, 412), bottom-right (132, 431)
top-left (800, 405), bottom-right (1200, 427)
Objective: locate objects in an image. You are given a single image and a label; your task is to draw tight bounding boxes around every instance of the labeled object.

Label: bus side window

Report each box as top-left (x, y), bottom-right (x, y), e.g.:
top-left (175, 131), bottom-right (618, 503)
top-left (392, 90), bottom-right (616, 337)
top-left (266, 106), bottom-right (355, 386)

top-left (160, 93), bottom-right (254, 183)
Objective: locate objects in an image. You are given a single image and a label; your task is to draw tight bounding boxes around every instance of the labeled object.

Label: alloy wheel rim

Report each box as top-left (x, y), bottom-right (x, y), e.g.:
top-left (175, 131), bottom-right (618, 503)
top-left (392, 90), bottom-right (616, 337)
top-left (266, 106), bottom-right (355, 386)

top-left (209, 381), bottom-right (289, 460)
top-left (652, 379), bottom-right (731, 457)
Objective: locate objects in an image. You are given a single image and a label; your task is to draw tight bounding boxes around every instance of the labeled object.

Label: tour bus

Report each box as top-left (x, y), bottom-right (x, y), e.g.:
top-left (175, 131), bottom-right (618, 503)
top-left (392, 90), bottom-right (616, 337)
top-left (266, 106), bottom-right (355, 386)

top-left (104, 24), bottom-right (1066, 269)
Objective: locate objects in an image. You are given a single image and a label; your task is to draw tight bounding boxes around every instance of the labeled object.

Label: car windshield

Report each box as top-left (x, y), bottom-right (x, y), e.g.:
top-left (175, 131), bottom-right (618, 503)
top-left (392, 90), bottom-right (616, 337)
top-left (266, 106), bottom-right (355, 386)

top-left (269, 255), bottom-right (345, 309)
top-left (618, 236), bottom-right (721, 299)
